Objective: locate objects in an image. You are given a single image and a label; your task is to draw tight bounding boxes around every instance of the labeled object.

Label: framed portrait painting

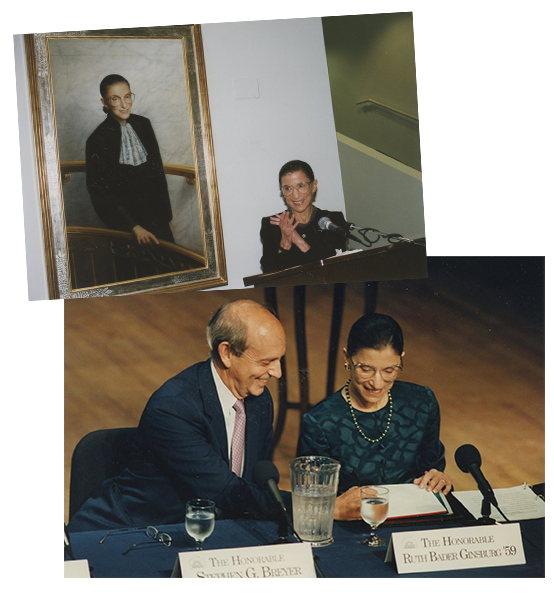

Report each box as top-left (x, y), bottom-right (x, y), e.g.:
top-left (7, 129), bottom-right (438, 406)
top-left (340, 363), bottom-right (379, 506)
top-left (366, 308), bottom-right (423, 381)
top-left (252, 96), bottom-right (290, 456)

top-left (24, 24), bottom-right (227, 298)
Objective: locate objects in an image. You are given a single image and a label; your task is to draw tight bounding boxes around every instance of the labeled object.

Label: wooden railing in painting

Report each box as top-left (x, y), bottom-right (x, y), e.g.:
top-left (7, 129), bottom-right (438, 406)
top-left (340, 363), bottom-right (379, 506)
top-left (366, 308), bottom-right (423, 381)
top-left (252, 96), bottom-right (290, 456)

top-left (59, 160), bottom-right (197, 185)
top-left (66, 226), bottom-right (206, 289)
top-left (60, 160), bottom-right (202, 289)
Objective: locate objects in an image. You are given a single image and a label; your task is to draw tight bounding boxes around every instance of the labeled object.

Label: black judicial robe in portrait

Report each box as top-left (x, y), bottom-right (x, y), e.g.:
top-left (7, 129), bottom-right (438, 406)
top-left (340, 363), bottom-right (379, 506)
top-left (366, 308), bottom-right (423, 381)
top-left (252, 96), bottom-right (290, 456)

top-left (67, 360), bottom-right (281, 531)
top-left (86, 113), bottom-right (174, 242)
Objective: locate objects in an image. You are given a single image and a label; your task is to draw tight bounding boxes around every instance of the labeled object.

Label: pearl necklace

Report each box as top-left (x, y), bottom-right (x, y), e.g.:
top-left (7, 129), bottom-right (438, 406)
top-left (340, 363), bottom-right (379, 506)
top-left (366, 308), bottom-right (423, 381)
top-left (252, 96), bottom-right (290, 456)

top-left (344, 378), bottom-right (393, 443)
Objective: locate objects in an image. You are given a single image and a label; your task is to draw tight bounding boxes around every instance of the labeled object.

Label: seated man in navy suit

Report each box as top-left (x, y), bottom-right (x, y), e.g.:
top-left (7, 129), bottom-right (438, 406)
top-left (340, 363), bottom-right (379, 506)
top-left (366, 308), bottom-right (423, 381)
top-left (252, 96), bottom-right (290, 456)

top-left (68, 299), bottom-right (286, 531)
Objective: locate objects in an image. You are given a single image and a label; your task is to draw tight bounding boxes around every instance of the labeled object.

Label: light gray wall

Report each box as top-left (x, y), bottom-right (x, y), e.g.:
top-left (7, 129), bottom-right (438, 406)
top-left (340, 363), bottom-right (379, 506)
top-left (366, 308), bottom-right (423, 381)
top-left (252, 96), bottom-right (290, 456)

top-left (14, 34), bottom-right (49, 302)
top-left (337, 134), bottom-right (425, 249)
top-left (16, 19), bottom-right (346, 297)
top-left (201, 18), bottom-right (345, 289)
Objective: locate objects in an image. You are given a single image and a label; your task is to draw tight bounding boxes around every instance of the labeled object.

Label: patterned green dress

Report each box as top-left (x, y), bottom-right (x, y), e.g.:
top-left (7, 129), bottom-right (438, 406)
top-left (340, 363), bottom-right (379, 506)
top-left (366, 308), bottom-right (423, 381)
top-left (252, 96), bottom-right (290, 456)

top-left (296, 380), bottom-right (446, 494)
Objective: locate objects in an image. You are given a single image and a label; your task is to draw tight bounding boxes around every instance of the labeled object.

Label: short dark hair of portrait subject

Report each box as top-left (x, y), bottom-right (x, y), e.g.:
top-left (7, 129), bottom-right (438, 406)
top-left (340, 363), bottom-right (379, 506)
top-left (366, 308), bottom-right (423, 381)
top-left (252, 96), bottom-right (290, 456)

top-left (100, 74), bottom-right (131, 113)
top-left (278, 159), bottom-right (315, 185)
top-left (346, 313), bottom-right (404, 357)
top-left (206, 299), bottom-right (279, 365)
top-left (100, 74), bottom-right (131, 98)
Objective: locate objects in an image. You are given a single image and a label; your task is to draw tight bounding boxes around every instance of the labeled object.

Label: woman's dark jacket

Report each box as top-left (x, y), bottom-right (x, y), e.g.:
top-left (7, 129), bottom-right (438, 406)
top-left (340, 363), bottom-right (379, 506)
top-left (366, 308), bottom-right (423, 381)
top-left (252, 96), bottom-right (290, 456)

top-left (260, 206), bottom-right (348, 273)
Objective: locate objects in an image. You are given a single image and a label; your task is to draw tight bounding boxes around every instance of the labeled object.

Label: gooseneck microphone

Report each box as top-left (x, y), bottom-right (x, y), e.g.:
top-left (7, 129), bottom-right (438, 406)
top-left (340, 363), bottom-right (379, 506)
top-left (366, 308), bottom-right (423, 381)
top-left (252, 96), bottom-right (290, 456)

top-left (318, 216), bottom-right (349, 237)
top-left (318, 217), bottom-right (364, 244)
top-left (454, 444), bottom-right (499, 509)
top-left (252, 460), bottom-right (293, 529)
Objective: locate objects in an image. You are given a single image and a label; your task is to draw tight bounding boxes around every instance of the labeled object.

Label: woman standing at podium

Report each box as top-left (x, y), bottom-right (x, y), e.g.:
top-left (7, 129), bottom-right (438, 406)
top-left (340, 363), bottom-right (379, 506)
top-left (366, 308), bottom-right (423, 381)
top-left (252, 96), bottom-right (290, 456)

top-left (297, 312), bottom-right (453, 521)
top-left (259, 160), bottom-right (348, 273)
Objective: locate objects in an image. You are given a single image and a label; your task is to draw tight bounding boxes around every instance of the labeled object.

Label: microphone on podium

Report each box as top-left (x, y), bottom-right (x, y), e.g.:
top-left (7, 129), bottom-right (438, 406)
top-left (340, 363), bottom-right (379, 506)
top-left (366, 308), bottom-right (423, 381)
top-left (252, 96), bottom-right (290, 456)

top-left (318, 217), bottom-right (363, 244)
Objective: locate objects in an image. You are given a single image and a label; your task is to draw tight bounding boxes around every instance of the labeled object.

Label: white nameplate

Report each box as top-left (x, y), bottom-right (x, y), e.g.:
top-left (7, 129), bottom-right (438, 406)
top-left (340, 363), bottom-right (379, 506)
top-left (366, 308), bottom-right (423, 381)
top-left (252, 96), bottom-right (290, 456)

top-left (64, 559), bottom-right (91, 578)
top-left (171, 543), bottom-right (316, 578)
top-left (385, 523), bottom-right (526, 574)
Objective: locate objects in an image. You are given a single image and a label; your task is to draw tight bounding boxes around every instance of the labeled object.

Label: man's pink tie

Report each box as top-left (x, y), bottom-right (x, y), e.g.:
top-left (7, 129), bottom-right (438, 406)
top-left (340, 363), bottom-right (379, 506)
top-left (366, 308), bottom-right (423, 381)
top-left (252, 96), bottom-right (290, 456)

top-left (231, 399), bottom-right (246, 476)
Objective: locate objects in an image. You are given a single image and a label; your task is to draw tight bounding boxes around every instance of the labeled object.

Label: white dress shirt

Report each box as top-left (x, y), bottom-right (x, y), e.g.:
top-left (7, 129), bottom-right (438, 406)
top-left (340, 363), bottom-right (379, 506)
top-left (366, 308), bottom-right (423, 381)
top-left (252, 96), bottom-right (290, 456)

top-left (210, 360), bottom-right (245, 476)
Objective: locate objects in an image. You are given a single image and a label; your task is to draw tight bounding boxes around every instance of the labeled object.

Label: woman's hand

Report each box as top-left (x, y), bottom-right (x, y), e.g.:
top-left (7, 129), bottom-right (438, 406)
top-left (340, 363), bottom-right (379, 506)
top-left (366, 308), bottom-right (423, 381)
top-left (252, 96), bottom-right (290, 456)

top-left (333, 486), bottom-right (362, 521)
top-left (270, 212), bottom-right (310, 253)
top-left (270, 211), bottom-right (298, 250)
top-left (132, 225), bottom-right (159, 245)
top-left (414, 469), bottom-right (453, 494)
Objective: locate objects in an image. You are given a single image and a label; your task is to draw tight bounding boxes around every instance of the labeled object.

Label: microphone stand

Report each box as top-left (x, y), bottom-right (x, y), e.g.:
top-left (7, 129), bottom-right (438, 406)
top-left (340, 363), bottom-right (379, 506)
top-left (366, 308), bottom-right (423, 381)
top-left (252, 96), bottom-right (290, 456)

top-left (289, 526), bottom-right (326, 578)
top-left (272, 514), bottom-right (292, 544)
top-left (477, 498), bottom-right (496, 525)
top-left (271, 516), bottom-right (326, 578)
top-left (64, 523), bottom-right (75, 560)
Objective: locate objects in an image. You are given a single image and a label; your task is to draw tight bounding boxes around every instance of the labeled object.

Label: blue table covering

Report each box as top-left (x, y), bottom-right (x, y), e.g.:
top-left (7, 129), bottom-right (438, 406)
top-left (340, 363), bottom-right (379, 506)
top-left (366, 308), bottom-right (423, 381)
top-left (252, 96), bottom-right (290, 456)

top-left (66, 518), bottom-right (545, 578)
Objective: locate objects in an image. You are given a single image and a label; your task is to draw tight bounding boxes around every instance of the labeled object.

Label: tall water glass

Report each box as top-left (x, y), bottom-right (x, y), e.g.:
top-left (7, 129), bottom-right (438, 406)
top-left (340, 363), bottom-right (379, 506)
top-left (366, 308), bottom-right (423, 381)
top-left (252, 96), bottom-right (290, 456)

top-left (290, 456), bottom-right (341, 546)
top-left (185, 499), bottom-right (215, 551)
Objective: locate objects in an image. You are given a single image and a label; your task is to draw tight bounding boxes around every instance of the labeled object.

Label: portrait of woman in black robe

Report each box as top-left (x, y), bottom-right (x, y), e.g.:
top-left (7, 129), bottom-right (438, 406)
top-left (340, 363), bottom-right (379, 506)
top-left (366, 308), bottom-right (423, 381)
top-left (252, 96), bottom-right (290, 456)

top-left (86, 74), bottom-right (174, 245)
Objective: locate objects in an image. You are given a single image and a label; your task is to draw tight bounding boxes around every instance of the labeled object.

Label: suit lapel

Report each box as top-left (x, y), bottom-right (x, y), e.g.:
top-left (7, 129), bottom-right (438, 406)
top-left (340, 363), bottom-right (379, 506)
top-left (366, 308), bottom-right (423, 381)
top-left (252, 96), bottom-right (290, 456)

top-left (198, 360), bottom-right (229, 464)
top-left (198, 360), bottom-right (268, 478)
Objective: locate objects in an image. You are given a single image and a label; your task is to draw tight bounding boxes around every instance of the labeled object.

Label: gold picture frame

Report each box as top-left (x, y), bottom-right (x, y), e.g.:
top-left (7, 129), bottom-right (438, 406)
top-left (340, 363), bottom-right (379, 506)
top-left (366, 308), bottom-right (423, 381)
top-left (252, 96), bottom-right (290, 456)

top-left (24, 24), bottom-right (227, 298)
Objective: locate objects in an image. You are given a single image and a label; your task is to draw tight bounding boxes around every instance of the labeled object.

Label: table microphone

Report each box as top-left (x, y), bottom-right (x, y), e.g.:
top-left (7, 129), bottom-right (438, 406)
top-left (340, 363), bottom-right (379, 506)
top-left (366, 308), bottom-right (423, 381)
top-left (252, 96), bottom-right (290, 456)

top-left (252, 460), bottom-right (293, 529)
top-left (454, 444), bottom-right (498, 508)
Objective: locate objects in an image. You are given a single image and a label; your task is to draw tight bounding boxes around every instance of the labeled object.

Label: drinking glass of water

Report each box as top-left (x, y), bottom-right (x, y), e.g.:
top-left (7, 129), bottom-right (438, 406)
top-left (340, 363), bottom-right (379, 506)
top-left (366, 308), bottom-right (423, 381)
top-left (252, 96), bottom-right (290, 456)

top-left (185, 499), bottom-right (215, 551)
top-left (360, 486), bottom-right (389, 547)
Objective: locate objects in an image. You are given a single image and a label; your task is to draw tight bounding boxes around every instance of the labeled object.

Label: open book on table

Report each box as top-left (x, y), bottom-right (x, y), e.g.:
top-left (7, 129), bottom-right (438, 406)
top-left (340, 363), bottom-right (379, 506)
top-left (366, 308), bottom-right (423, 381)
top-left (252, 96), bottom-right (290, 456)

top-left (383, 483), bottom-right (451, 521)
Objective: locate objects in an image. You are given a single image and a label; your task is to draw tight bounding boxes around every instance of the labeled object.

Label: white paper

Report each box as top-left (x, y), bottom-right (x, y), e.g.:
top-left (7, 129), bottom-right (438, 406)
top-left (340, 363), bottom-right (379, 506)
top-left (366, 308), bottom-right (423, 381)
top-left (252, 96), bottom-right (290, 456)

top-left (334, 248), bottom-right (364, 256)
top-left (452, 484), bottom-right (545, 522)
top-left (64, 559), bottom-right (91, 578)
top-left (379, 483), bottom-right (448, 520)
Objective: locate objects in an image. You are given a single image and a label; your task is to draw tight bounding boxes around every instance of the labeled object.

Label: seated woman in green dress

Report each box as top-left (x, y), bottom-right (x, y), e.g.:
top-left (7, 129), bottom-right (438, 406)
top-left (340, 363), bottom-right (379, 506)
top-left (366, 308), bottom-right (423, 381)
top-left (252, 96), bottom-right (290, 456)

top-left (296, 313), bottom-right (453, 521)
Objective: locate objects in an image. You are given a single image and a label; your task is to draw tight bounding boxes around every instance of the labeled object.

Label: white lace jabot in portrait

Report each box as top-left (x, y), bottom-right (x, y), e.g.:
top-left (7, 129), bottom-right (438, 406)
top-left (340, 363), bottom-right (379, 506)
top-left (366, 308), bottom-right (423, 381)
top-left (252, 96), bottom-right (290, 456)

top-left (119, 123), bottom-right (148, 166)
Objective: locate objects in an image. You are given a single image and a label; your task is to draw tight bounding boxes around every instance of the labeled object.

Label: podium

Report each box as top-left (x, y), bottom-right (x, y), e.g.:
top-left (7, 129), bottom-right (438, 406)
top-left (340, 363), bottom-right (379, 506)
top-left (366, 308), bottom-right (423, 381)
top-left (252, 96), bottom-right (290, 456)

top-left (243, 241), bottom-right (427, 287)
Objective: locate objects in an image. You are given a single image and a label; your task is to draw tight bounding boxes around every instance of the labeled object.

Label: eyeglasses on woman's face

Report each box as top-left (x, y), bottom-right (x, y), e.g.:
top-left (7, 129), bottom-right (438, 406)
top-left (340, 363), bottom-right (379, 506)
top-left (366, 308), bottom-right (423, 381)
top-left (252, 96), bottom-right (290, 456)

top-left (280, 181), bottom-right (313, 196)
top-left (106, 92), bottom-right (135, 107)
top-left (351, 361), bottom-right (403, 382)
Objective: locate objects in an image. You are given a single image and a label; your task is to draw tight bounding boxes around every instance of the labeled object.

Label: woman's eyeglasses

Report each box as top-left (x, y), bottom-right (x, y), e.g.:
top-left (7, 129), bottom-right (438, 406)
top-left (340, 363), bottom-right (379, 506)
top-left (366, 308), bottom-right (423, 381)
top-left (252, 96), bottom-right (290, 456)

top-left (352, 362), bottom-right (403, 382)
top-left (106, 93), bottom-right (135, 107)
top-left (281, 181), bottom-right (313, 196)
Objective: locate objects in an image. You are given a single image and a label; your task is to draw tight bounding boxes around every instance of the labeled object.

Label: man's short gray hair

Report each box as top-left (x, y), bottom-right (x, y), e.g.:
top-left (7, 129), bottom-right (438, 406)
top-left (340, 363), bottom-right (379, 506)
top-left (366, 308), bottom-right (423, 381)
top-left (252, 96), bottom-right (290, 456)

top-left (206, 299), bottom-right (278, 365)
